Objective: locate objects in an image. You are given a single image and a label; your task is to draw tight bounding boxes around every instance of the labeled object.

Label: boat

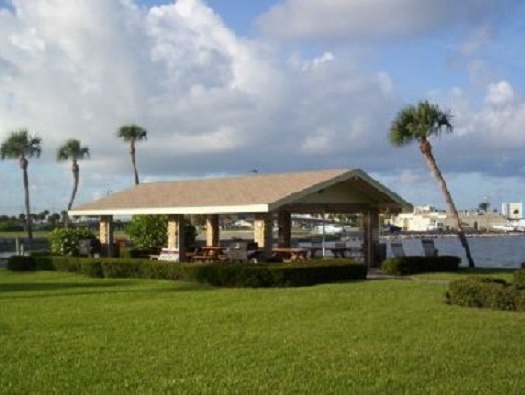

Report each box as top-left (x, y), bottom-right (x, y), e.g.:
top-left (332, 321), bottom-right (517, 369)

top-left (492, 218), bottom-right (525, 232)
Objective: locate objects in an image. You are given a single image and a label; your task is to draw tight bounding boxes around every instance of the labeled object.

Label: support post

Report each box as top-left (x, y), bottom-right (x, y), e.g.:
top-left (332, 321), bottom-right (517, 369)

top-left (99, 215), bottom-right (114, 257)
top-left (206, 214), bottom-right (220, 247)
top-left (168, 214), bottom-right (186, 261)
top-left (254, 212), bottom-right (273, 259)
top-left (277, 211), bottom-right (291, 248)
top-left (362, 209), bottom-right (380, 268)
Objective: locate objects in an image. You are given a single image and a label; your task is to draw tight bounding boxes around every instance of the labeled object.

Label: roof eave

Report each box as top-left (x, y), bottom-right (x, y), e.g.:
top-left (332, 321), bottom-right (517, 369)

top-left (69, 204), bottom-right (270, 217)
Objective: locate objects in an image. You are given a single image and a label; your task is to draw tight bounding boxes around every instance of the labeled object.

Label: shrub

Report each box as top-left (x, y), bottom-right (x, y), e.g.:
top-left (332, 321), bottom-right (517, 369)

top-left (125, 247), bottom-right (161, 259)
top-left (125, 215), bottom-right (197, 251)
top-left (48, 227), bottom-right (96, 256)
top-left (7, 256), bottom-right (35, 271)
top-left (382, 256), bottom-right (460, 275)
top-left (446, 276), bottom-right (525, 312)
top-left (28, 256), bottom-right (364, 287)
top-left (514, 269), bottom-right (525, 288)
top-left (184, 259), bottom-right (367, 288)
top-left (31, 255), bottom-right (185, 280)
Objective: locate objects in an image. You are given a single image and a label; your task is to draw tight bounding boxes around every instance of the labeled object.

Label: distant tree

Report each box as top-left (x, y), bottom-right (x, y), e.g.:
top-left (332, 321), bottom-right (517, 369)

top-left (48, 212), bottom-right (61, 226)
top-left (389, 100), bottom-right (475, 268)
top-left (57, 139), bottom-right (90, 222)
top-left (116, 124), bottom-right (147, 185)
top-left (478, 202), bottom-right (490, 212)
top-left (1, 129), bottom-right (42, 242)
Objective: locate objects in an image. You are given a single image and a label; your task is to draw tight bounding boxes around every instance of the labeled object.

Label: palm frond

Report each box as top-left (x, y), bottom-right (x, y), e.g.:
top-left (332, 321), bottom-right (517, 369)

top-left (1, 129), bottom-right (42, 160)
top-left (389, 100), bottom-right (453, 147)
top-left (57, 139), bottom-right (90, 161)
top-left (117, 124), bottom-right (148, 142)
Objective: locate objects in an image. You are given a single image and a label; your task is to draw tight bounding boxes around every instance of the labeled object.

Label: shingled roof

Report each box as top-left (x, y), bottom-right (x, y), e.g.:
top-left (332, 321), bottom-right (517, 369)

top-left (69, 168), bottom-right (410, 216)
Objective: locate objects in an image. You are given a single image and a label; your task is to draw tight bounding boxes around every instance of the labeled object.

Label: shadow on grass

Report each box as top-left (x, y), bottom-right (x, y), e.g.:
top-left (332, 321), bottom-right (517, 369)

top-left (0, 281), bottom-right (129, 293)
top-left (457, 267), bottom-right (516, 275)
top-left (0, 280), bottom-right (215, 298)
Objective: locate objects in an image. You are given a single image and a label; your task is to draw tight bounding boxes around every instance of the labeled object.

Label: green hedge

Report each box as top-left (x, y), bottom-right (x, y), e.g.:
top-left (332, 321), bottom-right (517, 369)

top-left (446, 276), bottom-right (525, 312)
top-left (183, 259), bottom-right (367, 287)
top-left (28, 256), bottom-right (184, 280)
top-left (381, 256), bottom-right (461, 275)
top-left (7, 256), bottom-right (35, 271)
top-left (9, 256), bottom-right (366, 287)
top-left (514, 269), bottom-right (525, 287)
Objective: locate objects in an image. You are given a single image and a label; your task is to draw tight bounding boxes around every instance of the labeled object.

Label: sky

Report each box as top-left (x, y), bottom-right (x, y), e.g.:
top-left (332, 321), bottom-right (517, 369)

top-left (1, 0), bottom-right (525, 216)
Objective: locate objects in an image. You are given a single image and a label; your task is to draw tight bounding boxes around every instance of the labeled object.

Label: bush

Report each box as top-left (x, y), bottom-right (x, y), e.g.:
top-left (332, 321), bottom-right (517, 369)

top-left (446, 276), bottom-right (525, 312)
top-left (27, 256), bottom-right (365, 287)
top-left (124, 247), bottom-right (161, 259)
top-left (48, 227), bottom-right (96, 256)
top-left (514, 269), bottom-right (525, 288)
top-left (125, 215), bottom-right (197, 251)
top-left (31, 255), bottom-right (185, 281)
top-left (382, 256), bottom-right (460, 275)
top-left (184, 259), bottom-right (367, 287)
top-left (7, 256), bottom-right (35, 271)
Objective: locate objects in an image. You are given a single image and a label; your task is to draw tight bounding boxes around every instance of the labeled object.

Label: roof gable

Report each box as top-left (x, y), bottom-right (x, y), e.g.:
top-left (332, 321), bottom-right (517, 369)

top-left (69, 168), bottom-right (410, 216)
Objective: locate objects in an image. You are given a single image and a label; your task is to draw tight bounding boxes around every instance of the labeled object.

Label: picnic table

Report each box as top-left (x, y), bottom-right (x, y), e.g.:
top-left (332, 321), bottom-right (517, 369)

top-left (191, 246), bottom-right (227, 263)
top-left (272, 247), bottom-right (308, 262)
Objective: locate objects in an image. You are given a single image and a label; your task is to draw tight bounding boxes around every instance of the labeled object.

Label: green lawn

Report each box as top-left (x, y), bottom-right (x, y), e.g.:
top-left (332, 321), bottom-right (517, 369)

top-left (412, 267), bottom-right (517, 282)
top-left (1, 270), bottom-right (524, 394)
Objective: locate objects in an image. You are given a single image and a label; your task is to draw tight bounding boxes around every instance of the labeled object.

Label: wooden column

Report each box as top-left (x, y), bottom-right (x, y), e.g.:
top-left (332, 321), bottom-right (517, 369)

top-left (167, 214), bottom-right (186, 261)
top-left (362, 208), bottom-right (381, 268)
top-left (206, 214), bottom-right (220, 247)
top-left (254, 212), bottom-right (273, 258)
top-left (99, 215), bottom-right (114, 257)
top-left (277, 211), bottom-right (291, 247)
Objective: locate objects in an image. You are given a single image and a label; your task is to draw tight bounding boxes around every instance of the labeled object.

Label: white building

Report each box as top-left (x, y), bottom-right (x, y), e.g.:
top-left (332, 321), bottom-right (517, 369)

top-left (389, 205), bottom-right (507, 232)
top-left (501, 202), bottom-right (523, 219)
top-left (389, 206), bottom-right (446, 232)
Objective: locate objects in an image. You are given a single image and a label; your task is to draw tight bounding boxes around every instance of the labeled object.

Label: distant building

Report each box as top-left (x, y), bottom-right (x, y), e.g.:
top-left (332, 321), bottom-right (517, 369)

top-left (501, 202), bottom-right (523, 219)
top-left (389, 205), bottom-right (506, 232)
top-left (389, 206), bottom-right (446, 232)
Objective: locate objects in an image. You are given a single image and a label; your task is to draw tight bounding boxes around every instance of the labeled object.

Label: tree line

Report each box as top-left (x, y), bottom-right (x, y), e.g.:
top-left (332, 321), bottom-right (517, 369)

top-left (0, 124), bottom-right (148, 243)
top-left (1, 100), bottom-right (476, 267)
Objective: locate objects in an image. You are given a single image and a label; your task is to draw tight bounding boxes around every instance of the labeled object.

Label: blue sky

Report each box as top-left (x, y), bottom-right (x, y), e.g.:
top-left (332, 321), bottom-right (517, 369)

top-left (1, 0), bottom-right (525, 216)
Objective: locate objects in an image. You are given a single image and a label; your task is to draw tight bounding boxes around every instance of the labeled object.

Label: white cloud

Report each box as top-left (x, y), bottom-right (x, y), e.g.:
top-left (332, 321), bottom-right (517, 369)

top-left (0, 0), bottom-right (400, 211)
top-left (485, 81), bottom-right (514, 106)
top-left (0, 0), bottom-right (524, 214)
top-left (257, 0), bottom-right (522, 43)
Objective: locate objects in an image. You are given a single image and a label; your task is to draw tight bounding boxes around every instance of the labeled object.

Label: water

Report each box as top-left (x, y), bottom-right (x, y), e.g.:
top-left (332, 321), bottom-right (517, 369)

top-left (383, 235), bottom-right (525, 269)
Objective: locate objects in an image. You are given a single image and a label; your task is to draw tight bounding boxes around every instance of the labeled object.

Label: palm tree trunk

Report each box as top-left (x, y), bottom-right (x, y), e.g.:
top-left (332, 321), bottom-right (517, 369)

top-left (130, 141), bottom-right (139, 185)
top-left (420, 139), bottom-right (475, 267)
top-left (20, 157), bottom-right (33, 244)
top-left (68, 161), bottom-right (80, 211)
top-left (64, 161), bottom-right (80, 227)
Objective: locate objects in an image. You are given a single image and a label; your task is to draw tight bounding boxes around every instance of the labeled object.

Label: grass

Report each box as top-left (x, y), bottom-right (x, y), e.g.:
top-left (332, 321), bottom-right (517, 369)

top-left (1, 270), bottom-right (525, 394)
top-left (412, 267), bottom-right (517, 282)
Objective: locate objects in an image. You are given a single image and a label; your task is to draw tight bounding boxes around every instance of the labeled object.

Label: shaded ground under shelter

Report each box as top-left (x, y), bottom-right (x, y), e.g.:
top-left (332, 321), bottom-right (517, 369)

top-left (69, 168), bottom-right (411, 267)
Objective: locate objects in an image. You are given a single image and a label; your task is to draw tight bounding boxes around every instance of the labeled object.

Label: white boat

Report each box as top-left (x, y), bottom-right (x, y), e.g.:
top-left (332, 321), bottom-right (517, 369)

top-left (492, 218), bottom-right (525, 232)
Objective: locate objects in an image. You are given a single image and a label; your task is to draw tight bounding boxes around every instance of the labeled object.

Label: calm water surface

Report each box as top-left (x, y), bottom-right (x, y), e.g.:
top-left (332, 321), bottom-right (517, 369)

top-left (384, 235), bottom-right (525, 269)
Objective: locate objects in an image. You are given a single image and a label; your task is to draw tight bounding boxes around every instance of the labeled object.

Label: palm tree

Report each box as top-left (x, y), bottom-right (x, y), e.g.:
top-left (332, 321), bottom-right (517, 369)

top-left (116, 124), bottom-right (147, 185)
top-left (389, 100), bottom-right (475, 268)
top-left (0, 129), bottom-right (42, 242)
top-left (57, 139), bottom-right (90, 224)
